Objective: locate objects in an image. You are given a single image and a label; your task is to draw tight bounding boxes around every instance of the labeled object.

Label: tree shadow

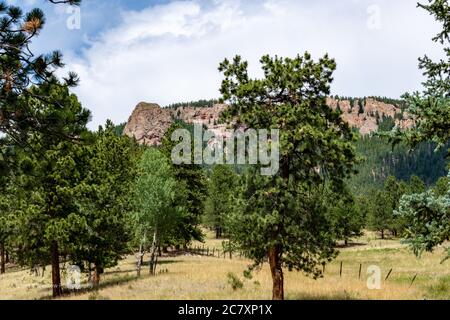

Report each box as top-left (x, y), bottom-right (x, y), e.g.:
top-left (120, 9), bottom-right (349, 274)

top-left (39, 273), bottom-right (140, 300)
top-left (288, 290), bottom-right (361, 300)
top-left (335, 242), bottom-right (367, 249)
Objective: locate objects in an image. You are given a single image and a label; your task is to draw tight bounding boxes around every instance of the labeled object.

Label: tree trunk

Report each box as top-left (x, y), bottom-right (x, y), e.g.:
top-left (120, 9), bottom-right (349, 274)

top-left (137, 243), bottom-right (144, 277)
top-left (268, 246), bottom-right (284, 300)
top-left (5, 249), bottom-right (9, 264)
top-left (0, 241), bottom-right (5, 274)
top-left (51, 241), bottom-right (62, 297)
top-left (149, 230), bottom-right (158, 275)
top-left (344, 239), bottom-right (348, 246)
top-left (92, 265), bottom-right (102, 288)
top-left (87, 262), bottom-right (92, 284)
top-left (215, 227), bottom-right (220, 239)
top-left (381, 229), bottom-right (385, 239)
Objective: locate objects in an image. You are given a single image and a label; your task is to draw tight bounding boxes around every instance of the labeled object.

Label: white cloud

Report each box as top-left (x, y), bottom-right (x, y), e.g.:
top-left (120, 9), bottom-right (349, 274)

top-left (63, 0), bottom-right (443, 129)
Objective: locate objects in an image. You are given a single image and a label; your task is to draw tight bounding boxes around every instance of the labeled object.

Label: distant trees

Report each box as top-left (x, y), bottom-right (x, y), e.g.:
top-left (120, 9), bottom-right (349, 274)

top-left (166, 99), bottom-right (219, 109)
top-left (368, 190), bottom-right (392, 239)
top-left (349, 135), bottom-right (448, 194)
top-left (204, 165), bottom-right (237, 239)
top-left (219, 53), bottom-right (358, 300)
top-left (366, 175), bottom-right (426, 239)
top-left (161, 122), bottom-right (207, 245)
top-left (327, 189), bottom-right (364, 245)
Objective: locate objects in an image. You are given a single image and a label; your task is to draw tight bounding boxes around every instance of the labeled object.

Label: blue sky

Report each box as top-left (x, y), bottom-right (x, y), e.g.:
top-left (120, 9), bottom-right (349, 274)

top-left (9, 0), bottom-right (444, 128)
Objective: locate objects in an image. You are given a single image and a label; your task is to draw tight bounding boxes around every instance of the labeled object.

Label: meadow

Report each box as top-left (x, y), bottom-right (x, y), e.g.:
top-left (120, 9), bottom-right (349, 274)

top-left (0, 230), bottom-right (448, 300)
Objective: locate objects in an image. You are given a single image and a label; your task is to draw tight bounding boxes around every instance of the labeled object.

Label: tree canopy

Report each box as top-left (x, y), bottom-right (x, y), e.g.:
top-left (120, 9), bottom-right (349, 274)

top-left (219, 53), bottom-right (358, 300)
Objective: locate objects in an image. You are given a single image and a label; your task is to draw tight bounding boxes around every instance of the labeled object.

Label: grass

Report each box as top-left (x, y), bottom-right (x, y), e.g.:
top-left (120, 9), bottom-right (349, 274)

top-left (0, 230), bottom-right (448, 300)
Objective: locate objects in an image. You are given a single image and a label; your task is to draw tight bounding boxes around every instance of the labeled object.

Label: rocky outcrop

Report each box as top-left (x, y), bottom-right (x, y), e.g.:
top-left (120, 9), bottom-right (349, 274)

top-left (123, 102), bottom-right (173, 146)
top-left (124, 98), bottom-right (412, 146)
top-left (326, 97), bottom-right (412, 135)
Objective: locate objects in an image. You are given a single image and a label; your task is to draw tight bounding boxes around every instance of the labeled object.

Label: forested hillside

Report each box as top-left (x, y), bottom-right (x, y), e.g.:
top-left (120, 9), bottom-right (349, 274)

top-left (350, 136), bottom-right (448, 193)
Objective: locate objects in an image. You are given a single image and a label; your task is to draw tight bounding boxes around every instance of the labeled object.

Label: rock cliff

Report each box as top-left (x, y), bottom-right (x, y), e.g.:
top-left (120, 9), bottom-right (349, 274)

top-left (124, 98), bottom-right (412, 146)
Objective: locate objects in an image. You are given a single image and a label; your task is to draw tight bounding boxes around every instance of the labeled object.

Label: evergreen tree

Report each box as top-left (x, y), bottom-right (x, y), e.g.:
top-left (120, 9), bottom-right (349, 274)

top-left (384, 176), bottom-right (409, 236)
top-left (219, 53), bottom-right (358, 300)
top-left (13, 83), bottom-right (90, 297)
top-left (433, 175), bottom-right (450, 196)
top-left (204, 165), bottom-right (237, 239)
top-left (393, 0), bottom-right (449, 262)
top-left (70, 121), bottom-right (139, 287)
top-left (391, 0), bottom-right (450, 148)
top-left (0, 0), bottom-right (81, 143)
top-left (327, 188), bottom-right (364, 246)
top-left (368, 190), bottom-right (392, 239)
top-left (0, 150), bottom-right (14, 274)
top-left (161, 122), bottom-right (207, 245)
top-left (409, 175), bottom-right (426, 194)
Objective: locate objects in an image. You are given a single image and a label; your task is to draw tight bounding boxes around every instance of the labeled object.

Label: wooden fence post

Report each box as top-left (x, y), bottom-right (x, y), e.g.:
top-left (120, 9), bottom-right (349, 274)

top-left (385, 268), bottom-right (393, 281)
top-left (409, 274), bottom-right (418, 288)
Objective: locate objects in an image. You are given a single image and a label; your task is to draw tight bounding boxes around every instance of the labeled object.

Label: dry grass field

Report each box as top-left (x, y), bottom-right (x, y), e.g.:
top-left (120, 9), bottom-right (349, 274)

top-left (0, 230), bottom-right (448, 300)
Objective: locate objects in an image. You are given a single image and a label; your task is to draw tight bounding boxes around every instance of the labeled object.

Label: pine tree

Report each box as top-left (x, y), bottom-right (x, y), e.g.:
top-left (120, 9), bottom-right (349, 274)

top-left (161, 122), bottom-right (207, 245)
top-left (219, 53), bottom-right (358, 300)
top-left (368, 190), bottom-right (392, 239)
top-left (0, 0), bottom-right (81, 143)
top-left (393, 1), bottom-right (450, 262)
top-left (327, 188), bottom-right (364, 246)
top-left (13, 83), bottom-right (90, 297)
top-left (70, 121), bottom-right (139, 287)
top-left (204, 165), bottom-right (237, 239)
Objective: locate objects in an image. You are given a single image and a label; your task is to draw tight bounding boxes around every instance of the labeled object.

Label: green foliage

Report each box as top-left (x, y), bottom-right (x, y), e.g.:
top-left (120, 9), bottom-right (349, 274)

top-left (433, 175), bottom-right (450, 196)
top-left (367, 190), bottom-right (393, 239)
top-left (70, 121), bottom-right (139, 273)
top-left (0, 1), bottom-right (81, 143)
top-left (112, 122), bottom-right (127, 136)
top-left (389, 0), bottom-right (450, 148)
top-left (133, 148), bottom-right (186, 249)
top-left (378, 116), bottom-right (396, 132)
top-left (227, 272), bottom-right (244, 291)
top-left (165, 99), bottom-right (219, 109)
top-left (161, 122), bottom-right (207, 244)
top-left (364, 175), bottom-right (426, 238)
top-left (12, 84), bottom-right (90, 270)
top-left (390, 0), bottom-right (450, 262)
top-left (219, 53), bottom-right (358, 299)
top-left (204, 165), bottom-right (237, 238)
top-left (349, 135), bottom-right (448, 194)
top-left (396, 182), bottom-right (449, 262)
top-left (326, 188), bottom-right (364, 245)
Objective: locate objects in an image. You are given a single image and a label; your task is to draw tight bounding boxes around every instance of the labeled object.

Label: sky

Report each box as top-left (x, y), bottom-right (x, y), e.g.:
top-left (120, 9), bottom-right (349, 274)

top-left (8, 0), bottom-right (445, 129)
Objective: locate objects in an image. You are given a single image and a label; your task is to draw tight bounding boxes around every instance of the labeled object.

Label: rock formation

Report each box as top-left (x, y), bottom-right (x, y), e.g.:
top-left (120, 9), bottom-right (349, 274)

top-left (124, 98), bottom-right (412, 146)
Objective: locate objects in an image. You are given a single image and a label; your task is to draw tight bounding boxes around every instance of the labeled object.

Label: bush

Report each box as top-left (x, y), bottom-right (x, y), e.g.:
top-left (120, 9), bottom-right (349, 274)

top-left (227, 272), bottom-right (244, 291)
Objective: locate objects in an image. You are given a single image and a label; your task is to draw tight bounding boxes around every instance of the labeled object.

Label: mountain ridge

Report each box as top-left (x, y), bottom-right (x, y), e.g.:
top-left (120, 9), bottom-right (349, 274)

top-left (124, 97), bottom-right (413, 146)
